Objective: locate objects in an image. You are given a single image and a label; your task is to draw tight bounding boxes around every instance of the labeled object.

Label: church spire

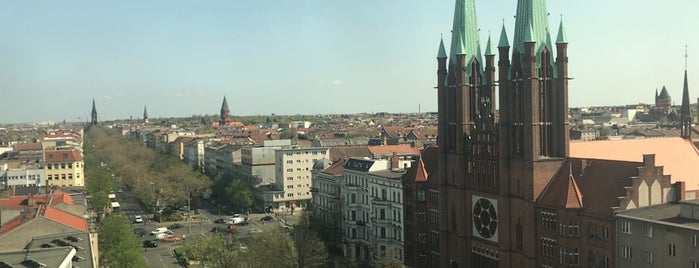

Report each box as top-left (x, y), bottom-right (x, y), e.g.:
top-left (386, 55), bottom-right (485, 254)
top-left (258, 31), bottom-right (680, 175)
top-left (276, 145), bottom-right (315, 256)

top-left (143, 105), bottom-right (149, 123)
top-left (90, 98), bottom-right (98, 126)
top-left (556, 16), bottom-right (568, 44)
top-left (437, 36), bottom-right (447, 59)
top-left (512, 0), bottom-right (553, 55)
top-left (449, 0), bottom-right (482, 69)
top-left (219, 96), bottom-right (231, 126)
top-left (681, 45), bottom-right (692, 139)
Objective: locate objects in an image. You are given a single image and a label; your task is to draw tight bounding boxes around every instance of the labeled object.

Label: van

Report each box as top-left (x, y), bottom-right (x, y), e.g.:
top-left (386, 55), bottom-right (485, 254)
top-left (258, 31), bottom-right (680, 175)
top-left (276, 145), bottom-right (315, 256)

top-left (150, 227), bottom-right (169, 235)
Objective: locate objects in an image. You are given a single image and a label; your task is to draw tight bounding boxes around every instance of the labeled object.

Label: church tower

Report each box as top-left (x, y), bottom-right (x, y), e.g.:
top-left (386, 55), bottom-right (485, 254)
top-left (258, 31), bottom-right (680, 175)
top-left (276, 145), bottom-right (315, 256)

top-left (143, 105), bottom-right (149, 123)
top-left (681, 47), bottom-right (692, 139)
top-left (90, 98), bottom-right (98, 126)
top-left (436, 0), bottom-right (569, 267)
top-left (219, 96), bottom-right (231, 126)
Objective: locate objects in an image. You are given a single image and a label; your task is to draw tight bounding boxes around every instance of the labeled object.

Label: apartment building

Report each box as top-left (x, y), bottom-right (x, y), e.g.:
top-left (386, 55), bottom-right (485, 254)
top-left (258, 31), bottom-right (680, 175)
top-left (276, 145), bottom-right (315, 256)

top-left (44, 150), bottom-right (84, 187)
top-left (0, 162), bottom-right (44, 189)
top-left (341, 156), bottom-right (410, 263)
top-left (616, 200), bottom-right (699, 268)
top-left (273, 147), bottom-right (329, 211)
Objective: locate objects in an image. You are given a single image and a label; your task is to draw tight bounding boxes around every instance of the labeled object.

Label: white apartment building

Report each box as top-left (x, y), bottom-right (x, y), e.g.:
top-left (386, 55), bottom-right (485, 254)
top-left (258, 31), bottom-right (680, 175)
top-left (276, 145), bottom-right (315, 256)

top-left (274, 147), bottom-right (329, 211)
top-left (341, 157), bottom-right (410, 263)
top-left (0, 163), bottom-right (44, 189)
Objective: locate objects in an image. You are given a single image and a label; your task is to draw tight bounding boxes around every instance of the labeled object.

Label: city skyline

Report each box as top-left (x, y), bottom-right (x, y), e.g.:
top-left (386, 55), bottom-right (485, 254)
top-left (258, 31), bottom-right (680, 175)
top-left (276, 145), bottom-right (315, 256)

top-left (2, 0), bottom-right (698, 123)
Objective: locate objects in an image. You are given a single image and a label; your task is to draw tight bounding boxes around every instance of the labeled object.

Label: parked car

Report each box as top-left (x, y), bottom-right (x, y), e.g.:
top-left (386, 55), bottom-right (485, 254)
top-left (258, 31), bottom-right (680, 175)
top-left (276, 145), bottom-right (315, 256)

top-left (162, 235), bottom-right (181, 242)
top-left (133, 215), bottom-right (143, 223)
top-left (150, 227), bottom-right (170, 235)
top-left (213, 218), bottom-right (226, 224)
top-left (260, 215), bottom-right (273, 221)
top-left (143, 240), bottom-right (158, 248)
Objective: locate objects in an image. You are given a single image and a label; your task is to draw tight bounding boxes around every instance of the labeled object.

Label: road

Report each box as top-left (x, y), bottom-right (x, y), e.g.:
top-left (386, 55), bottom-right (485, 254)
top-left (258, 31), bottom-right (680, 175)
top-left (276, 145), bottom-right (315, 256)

top-left (117, 190), bottom-right (300, 268)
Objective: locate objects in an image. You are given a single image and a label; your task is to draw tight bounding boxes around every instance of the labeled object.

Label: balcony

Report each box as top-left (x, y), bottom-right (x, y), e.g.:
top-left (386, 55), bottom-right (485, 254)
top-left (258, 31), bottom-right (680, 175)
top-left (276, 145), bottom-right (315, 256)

top-left (371, 197), bottom-right (391, 207)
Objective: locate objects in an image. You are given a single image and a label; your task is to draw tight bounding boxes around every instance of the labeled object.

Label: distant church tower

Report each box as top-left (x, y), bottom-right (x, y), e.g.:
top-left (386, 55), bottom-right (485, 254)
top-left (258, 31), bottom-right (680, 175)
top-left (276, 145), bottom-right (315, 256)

top-left (436, 0), bottom-right (569, 266)
top-left (90, 98), bottom-right (98, 126)
top-left (219, 96), bottom-right (231, 126)
top-left (681, 46), bottom-right (691, 138)
top-left (143, 105), bottom-right (149, 123)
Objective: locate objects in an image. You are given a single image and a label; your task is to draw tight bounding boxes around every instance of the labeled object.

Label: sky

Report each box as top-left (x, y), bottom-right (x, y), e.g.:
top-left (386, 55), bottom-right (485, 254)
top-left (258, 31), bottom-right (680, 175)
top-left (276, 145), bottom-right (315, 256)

top-left (1, 0), bottom-right (698, 123)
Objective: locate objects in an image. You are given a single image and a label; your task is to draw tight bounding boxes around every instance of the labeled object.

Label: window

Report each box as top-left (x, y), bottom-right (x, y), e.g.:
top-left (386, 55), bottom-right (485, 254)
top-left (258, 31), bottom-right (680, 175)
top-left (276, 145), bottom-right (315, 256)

top-left (417, 211), bottom-right (426, 222)
top-left (287, 193), bottom-right (293, 197)
top-left (668, 243), bottom-right (676, 256)
top-left (692, 234), bottom-right (698, 247)
top-left (286, 160), bottom-right (293, 164)
top-left (287, 177), bottom-right (293, 181)
top-left (569, 248), bottom-right (579, 265)
top-left (644, 250), bottom-right (654, 264)
top-left (644, 225), bottom-right (653, 238)
top-left (380, 227), bottom-right (386, 238)
top-left (351, 210), bottom-right (356, 221)
top-left (296, 168), bottom-right (301, 172)
top-left (431, 231), bottom-right (439, 245)
top-left (432, 252), bottom-right (440, 268)
top-left (350, 194), bottom-right (356, 204)
top-left (286, 168), bottom-right (293, 172)
top-left (417, 233), bottom-right (427, 243)
top-left (430, 209), bottom-right (439, 225)
top-left (569, 222), bottom-right (579, 237)
top-left (622, 245), bottom-right (633, 259)
top-left (429, 190), bottom-right (439, 204)
top-left (287, 185), bottom-right (294, 189)
top-left (417, 190), bottom-right (426, 202)
top-left (418, 254), bottom-right (427, 265)
top-left (621, 221), bottom-right (631, 234)
top-left (541, 238), bottom-right (557, 258)
top-left (692, 261), bottom-right (698, 268)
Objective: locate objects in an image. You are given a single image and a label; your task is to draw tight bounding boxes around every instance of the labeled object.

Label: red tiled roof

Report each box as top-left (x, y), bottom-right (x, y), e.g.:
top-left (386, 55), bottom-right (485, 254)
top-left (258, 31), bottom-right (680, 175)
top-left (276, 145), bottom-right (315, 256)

top-left (13, 143), bottom-right (42, 151)
top-left (41, 206), bottom-right (88, 232)
top-left (44, 150), bottom-right (83, 163)
top-left (571, 137), bottom-right (699, 191)
top-left (403, 146), bottom-right (439, 184)
top-left (328, 146), bottom-right (371, 161)
top-left (565, 174), bottom-right (583, 209)
top-left (322, 159), bottom-right (346, 176)
top-left (538, 158), bottom-right (638, 217)
top-left (368, 144), bottom-right (420, 156)
top-left (0, 196), bottom-right (29, 210)
top-left (49, 190), bottom-right (73, 206)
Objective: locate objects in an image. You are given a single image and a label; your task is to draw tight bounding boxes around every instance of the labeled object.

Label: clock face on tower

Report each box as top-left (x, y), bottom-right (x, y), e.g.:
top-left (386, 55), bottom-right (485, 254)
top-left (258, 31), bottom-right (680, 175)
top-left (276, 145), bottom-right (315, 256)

top-left (472, 195), bottom-right (498, 243)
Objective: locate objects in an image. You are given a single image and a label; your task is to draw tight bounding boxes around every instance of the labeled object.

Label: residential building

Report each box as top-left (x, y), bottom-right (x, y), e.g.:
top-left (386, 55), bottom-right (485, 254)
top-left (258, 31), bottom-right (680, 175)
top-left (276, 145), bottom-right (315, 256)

top-left (310, 159), bottom-right (345, 235)
top-left (44, 150), bottom-right (84, 187)
top-left (239, 140), bottom-right (292, 185)
top-left (616, 200), bottom-right (699, 268)
top-left (272, 147), bottom-right (329, 211)
top-left (183, 138), bottom-right (206, 170)
top-left (0, 161), bottom-right (44, 189)
top-left (341, 156), bottom-right (410, 263)
top-left (403, 147), bottom-right (440, 267)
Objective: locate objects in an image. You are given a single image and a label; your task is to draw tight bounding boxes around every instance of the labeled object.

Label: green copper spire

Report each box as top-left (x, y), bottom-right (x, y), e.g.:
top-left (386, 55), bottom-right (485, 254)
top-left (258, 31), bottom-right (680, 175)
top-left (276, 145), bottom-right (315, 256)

top-left (512, 0), bottom-right (553, 54)
top-left (485, 34), bottom-right (495, 55)
top-left (437, 37), bottom-right (447, 59)
top-left (498, 23), bottom-right (509, 48)
top-left (556, 17), bottom-right (568, 44)
top-left (449, 0), bottom-right (483, 68)
top-left (524, 22), bottom-right (535, 43)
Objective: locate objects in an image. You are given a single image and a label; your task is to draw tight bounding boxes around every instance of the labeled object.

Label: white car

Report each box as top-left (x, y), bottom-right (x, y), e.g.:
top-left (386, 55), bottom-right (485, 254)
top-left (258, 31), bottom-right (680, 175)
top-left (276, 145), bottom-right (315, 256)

top-left (134, 215), bottom-right (143, 223)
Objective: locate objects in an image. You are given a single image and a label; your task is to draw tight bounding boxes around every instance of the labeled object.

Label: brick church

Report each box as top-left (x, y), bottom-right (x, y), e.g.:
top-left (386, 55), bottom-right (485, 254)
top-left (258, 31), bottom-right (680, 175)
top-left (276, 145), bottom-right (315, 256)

top-left (397, 0), bottom-right (690, 268)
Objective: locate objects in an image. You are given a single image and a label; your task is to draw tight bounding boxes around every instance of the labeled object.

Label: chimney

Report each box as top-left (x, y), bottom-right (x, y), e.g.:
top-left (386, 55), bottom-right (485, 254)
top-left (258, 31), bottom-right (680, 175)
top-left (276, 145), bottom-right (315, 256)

top-left (390, 152), bottom-right (399, 171)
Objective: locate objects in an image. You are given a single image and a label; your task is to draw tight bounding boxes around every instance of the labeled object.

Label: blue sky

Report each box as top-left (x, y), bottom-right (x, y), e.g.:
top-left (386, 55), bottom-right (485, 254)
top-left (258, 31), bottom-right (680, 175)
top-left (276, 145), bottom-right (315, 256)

top-left (1, 0), bottom-right (698, 123)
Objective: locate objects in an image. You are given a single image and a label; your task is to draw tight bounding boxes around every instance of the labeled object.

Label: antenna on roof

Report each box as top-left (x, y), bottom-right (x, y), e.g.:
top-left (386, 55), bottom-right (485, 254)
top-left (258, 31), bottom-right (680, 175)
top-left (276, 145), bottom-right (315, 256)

top-left (685, 44), bottom-right (689, 70)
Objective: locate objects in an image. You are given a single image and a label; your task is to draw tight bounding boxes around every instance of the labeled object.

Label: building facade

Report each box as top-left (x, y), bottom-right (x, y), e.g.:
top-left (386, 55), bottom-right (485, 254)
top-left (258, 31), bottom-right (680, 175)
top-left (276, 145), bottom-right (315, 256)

top-left (435, 0), bottom-right (569, 267)
top-left (274, 147), bottom-right (329, 210)
top-left (44, 150), bottom-right (84, 187)
top-left (341, 157), bottom-right (409, 264)
top-left (0, 162), bottom-right (44, 189)
top-left (616, 200), bottom-right (699, 268)
top-left (403, 147), bottom-right (440, 267)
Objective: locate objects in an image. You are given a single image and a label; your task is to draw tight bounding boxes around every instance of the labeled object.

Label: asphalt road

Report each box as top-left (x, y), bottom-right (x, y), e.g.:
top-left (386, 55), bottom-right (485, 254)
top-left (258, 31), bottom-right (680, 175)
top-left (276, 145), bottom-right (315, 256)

top-left (117, 189), bottom-right (304, 268)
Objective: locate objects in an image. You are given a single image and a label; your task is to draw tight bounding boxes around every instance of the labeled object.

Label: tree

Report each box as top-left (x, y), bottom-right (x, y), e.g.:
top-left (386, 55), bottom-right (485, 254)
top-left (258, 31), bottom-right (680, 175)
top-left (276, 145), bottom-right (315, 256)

top-left (181, 235), bottom-right (245, 268)
top-left (291, 224), bottom-right (328, 268)
top-left (98, 215), bottom-right (148, 268)
top-left (245, 228), bottom-right (297, 268)
top-left (374, 246), bottom-right (405, 268)
top-left (224, 179), bottom-right (253, 211)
